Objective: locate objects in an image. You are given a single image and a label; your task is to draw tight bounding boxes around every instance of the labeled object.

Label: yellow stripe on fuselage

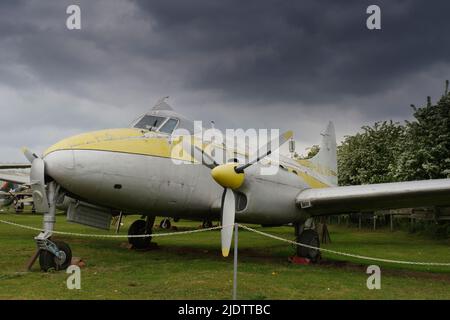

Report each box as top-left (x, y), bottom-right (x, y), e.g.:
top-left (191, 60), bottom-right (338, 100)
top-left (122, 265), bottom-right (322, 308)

top-left (296, 159), bottom-right (337, 177)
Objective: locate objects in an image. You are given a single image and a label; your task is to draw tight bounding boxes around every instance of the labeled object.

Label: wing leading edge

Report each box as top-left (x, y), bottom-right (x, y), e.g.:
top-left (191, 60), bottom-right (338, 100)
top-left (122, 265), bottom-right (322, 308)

top-left (296, 178), bottom-right (450, 215)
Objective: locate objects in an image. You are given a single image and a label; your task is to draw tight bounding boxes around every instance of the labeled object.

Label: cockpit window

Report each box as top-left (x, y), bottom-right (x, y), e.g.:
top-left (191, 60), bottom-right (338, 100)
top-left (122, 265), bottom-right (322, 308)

top-left (134, 116), bottom-right (166, 130)
top-left (159, 118), bottom-right (179, 134)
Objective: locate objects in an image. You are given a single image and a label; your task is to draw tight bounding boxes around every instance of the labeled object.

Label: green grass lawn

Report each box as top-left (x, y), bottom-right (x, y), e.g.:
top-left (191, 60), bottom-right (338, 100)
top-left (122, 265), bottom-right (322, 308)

top-left (0, 208), bottom-right (449, 300)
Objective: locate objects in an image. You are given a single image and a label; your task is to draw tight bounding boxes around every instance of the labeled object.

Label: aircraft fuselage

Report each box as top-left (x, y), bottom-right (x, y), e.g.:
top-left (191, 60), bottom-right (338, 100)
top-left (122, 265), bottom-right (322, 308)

top-left (43, 128), bottom-right (334, 225)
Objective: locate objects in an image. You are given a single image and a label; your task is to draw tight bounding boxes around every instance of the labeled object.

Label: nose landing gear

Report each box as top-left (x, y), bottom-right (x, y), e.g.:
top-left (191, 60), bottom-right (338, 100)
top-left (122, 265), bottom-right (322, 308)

top-left (36, 232), bottom-right (72, 271)
top-left (29, 181), bottom-right (73, 272)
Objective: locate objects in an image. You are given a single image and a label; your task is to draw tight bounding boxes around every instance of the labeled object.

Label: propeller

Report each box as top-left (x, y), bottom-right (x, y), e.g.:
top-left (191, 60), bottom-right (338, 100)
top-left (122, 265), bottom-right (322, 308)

top-left (22, 148), bottom-right (49, 213)
top-left (22, 147), bottom-right (39, 163)
top-left (182, 130), bottom-right (293, 257)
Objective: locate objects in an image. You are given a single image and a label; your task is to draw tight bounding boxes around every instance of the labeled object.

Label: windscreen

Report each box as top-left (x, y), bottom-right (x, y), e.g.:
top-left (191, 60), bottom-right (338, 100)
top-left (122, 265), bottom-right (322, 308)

top-left (159, 118), bottom-right (179, 134)
top-left (133, 115), bottom-right (166, 130)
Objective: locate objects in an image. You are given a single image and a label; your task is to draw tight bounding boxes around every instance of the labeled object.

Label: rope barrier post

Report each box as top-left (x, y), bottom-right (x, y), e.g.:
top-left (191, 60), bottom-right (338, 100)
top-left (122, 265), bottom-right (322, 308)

top-left (232, 223), bottom-right (238, 300)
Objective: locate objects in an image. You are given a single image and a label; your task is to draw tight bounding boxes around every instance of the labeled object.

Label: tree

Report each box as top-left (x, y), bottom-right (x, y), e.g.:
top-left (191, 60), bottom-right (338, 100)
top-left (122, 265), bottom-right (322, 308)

top-left (337, 121), bottom-right (405, 185)
top-left (393, 92), bottom-right (450, 180)
top-left (299, 145), bottom-right (320, 159)
top-left (338, 81), bottom-right (450, 185)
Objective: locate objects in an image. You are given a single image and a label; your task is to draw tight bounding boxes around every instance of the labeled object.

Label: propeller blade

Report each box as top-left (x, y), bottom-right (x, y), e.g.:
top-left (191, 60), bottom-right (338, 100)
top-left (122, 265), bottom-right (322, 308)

top-left (235, 130), bottom-right (293, 173)
top-left (221, 188), bottom-right (236, 257)
top-left (22, 147), bottom-right (39, 164)
top-left (30, 157), bottom-right (49, 213)
top-left (181, 137), bottom-right (220, 169)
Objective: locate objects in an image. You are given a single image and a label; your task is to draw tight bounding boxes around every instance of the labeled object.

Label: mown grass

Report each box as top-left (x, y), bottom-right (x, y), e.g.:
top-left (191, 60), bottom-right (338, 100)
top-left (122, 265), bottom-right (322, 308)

top-left (0, 208), bottom-right (449, 300)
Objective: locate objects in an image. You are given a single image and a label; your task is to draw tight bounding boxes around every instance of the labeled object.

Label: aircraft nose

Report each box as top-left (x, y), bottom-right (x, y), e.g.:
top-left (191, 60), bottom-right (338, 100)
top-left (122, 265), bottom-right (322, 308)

top-left (43, 149), bottom-right (75, 182)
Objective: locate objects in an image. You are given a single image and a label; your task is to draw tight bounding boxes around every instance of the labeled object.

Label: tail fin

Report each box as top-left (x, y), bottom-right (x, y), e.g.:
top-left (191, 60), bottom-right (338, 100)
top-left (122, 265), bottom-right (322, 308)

top-left (309, 121), bottom-right (338, 186)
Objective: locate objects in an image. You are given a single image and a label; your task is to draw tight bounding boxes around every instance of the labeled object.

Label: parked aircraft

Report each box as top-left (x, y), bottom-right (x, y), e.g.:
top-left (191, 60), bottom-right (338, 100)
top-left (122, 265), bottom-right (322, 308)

top-left (1, 97), bottom-right (450, 271)
top-left (0, 177), bottom-right (33, 212)
top-left (0, 181), bottom-right (15, 208)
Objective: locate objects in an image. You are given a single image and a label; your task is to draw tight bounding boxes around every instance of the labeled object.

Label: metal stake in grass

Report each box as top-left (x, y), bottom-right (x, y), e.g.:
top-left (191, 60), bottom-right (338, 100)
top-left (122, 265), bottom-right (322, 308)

top-left (232, 223), bottom-right (238, 300)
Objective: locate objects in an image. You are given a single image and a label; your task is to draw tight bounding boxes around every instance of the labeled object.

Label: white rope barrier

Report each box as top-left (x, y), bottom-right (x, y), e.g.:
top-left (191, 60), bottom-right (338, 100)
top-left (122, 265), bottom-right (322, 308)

top-left (0, 218), bottom-right (449, 266)
top-left (239, 224), bottom-right (450, 266)
top-left (0, 218), bottom-right (224, 238)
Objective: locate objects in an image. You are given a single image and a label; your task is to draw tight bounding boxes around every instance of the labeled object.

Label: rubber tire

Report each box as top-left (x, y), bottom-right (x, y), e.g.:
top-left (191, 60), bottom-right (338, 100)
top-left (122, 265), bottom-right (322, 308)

top-left (128, 219), bottom-right (151, 249)
top-left (297, 229), bottom-right (320, 262)
top-left (160, 219), bottom-right (171, 230)
top-left (39, 241), bottom-right (72, 272)
top-left (202, 220), bottom-right (213, 228)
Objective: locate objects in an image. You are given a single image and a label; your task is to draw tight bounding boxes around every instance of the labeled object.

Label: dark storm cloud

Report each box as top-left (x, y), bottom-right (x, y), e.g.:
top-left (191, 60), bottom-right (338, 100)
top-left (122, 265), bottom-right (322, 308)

top-left (0, 0), bottom-right (450, 161)
top-left (133, 0), bottom-right (450, 108)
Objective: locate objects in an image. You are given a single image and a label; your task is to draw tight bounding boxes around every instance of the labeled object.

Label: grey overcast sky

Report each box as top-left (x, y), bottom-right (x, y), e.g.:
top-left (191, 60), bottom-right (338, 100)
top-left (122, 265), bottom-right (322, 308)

top-left (1, 0), bottom-right (450, 161)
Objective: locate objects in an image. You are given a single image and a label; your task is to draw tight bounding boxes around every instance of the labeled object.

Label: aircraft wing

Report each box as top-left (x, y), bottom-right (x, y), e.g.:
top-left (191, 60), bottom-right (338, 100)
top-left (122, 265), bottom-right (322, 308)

top-left (0, 172), bottom-right (30, 185)
top-left (296, 178), bottom-right (450, 215)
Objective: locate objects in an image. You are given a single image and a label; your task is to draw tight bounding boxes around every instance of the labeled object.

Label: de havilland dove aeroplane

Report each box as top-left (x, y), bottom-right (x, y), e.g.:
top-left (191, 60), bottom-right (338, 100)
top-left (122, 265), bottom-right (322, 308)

top-left (2, 97), bottom-right (450, 271)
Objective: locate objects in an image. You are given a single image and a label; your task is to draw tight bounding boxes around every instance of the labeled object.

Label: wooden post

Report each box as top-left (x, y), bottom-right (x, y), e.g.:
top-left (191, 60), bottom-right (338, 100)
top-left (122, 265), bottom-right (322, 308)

top-left (358, 213), bottom-right (362, 230)
top-left (321, 222), bottom-right (331, 244)
top-left (390, 214), bottom-right (394, 232)
top-left (373, 214), bottom-right (376, 231)
top-left (26, 249), bottom-right (41, 271)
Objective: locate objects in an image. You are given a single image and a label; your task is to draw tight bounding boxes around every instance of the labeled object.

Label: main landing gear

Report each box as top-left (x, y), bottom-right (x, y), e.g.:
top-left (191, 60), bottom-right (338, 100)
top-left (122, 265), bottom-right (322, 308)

top-left (159, 218), bottom-right (171, 230)
top-left (31, 181), bottom-right (73, 272)
top-left (294, 219), bottom-right (321, 263)
top-left (128, 216), bottom-right (156, 249)
top-left (202, 219), bottom-right (213, 228)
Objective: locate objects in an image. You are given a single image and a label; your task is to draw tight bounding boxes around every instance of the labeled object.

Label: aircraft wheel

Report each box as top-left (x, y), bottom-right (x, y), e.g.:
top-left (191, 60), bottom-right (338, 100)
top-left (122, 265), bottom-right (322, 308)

top-left (39, 241), bottom-right (72, 272)
top-left (202, 220), bottom-right (213, 228)
top-left (160, 218), bottom-right (171, 229)
top-left (128, 219), bottom-right (151, 249)
top-left (296, 229), bottom-right (320, 262)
